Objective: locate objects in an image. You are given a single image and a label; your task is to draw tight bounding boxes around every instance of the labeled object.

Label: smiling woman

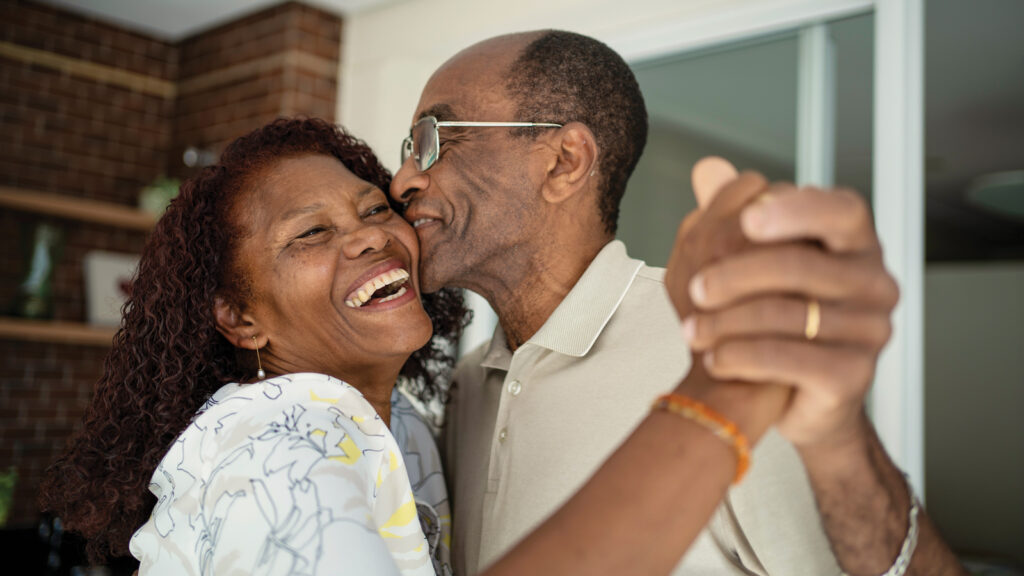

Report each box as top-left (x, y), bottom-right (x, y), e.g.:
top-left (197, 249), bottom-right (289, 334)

top-left (38, 118), bottom-right (469, 574)
top-left (215, 153), bottom-right (435, 409)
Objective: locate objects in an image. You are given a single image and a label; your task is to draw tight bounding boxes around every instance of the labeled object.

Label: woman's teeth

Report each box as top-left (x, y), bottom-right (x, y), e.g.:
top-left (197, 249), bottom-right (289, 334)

top-left (376, 285), bottom-right (408, 303)
top-left (345, 268), bottom-right (410, 308)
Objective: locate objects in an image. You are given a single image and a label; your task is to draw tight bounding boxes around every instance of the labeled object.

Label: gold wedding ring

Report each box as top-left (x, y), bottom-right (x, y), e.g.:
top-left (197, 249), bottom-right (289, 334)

top-left (805, 299), bottom-right (821, 340)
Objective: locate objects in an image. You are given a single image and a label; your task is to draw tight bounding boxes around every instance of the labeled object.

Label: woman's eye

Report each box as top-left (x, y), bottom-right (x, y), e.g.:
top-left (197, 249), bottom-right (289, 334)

top-left (298, 226), bottom-right (327, 239)
top-left (364, 204), bottom-right (390, 218)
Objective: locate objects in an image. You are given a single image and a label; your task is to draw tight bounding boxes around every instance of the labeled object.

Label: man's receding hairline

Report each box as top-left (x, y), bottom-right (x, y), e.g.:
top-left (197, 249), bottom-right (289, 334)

top-left (437, 31), bottom-right (546, 81)
top-left (471, 30), bottom-right (545, 56)
top-left (493, 31), bottom-right (551, 83)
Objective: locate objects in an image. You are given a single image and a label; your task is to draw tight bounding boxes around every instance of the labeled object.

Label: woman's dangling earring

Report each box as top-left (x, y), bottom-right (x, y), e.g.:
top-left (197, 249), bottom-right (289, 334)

top-left (253, 336), bottom-right (266, 380)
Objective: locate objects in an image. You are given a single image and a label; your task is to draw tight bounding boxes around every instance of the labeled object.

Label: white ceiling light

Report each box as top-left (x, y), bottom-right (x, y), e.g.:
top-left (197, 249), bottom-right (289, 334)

top-left (966, 170), bottom-right (1024, 221)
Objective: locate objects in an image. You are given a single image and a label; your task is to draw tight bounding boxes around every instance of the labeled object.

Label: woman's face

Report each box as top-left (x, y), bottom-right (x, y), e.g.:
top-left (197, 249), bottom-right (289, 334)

top-left (231, 153), bottom-right (433, 381)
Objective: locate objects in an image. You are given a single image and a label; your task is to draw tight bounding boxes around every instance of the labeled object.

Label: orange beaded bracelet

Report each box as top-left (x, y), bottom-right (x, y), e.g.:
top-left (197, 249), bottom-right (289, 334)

top-left (652, 393), bottom-right (751, 485)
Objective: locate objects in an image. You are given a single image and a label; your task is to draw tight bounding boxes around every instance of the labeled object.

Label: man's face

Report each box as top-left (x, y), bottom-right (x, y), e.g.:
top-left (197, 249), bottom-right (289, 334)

top-left (390, 42), bottom-right (541, 294)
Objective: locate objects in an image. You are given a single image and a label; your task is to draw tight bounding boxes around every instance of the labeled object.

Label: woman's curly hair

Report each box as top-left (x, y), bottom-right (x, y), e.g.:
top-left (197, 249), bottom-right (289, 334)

top-left (39, 117), bottom-right (469, 564)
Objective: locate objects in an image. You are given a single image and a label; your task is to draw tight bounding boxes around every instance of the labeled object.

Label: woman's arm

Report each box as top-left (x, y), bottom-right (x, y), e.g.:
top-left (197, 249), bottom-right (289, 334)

top-left (484, 363), bottom-right (789, 576)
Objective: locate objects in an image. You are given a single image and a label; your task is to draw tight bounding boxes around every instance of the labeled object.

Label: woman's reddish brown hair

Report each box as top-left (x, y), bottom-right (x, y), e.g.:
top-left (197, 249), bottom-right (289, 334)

top-left (39, 118), bottom-right (468, 563)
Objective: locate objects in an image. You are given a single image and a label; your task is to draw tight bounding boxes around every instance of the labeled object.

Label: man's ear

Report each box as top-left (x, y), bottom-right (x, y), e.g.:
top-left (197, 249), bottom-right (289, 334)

top-left (213, 295), bottom-right (260, 349)
top-left (541, 122), bottom-right (598, 204)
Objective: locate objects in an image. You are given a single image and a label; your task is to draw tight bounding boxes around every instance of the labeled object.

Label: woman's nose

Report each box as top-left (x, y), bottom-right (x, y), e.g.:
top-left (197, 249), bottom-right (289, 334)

top-left (341, 224), bottom-right (390, 259)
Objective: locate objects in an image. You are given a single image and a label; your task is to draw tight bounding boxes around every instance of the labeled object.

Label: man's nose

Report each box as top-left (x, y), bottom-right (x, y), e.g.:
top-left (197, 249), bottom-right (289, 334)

top-left (390, 157), bottom-right (428, 204)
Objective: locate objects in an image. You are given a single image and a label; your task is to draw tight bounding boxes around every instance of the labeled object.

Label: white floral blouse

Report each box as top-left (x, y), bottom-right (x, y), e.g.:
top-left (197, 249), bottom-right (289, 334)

top-left (129, 373), bottom-right (451, 576)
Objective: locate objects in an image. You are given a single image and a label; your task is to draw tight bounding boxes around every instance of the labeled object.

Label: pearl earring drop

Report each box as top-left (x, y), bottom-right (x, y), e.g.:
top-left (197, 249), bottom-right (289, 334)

top-left (253, 336), bottom-right (266, 380)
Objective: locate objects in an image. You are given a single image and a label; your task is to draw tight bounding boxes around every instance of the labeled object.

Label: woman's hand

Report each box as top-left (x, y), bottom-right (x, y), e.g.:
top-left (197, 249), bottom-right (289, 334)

top-left (664, 157), bottom-right (791, 445)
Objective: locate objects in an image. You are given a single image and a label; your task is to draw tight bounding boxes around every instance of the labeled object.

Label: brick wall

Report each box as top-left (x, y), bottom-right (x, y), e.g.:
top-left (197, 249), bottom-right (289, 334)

top-left (174, 2), bottom-right (340, 177)
top-left (0, 0), bottom-right (341, 530)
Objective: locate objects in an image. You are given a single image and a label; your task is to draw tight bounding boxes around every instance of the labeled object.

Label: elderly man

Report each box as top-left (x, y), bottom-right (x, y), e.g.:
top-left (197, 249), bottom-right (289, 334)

top-left (390, 29), bottom-right (964, 576)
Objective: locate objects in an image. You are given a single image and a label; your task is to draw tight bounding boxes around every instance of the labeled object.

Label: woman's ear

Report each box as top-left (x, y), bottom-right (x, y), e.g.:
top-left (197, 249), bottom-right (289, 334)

top-left (541, 122), bottom-right (598, 204)
top-left (213, 295), bottom-right (259, 349)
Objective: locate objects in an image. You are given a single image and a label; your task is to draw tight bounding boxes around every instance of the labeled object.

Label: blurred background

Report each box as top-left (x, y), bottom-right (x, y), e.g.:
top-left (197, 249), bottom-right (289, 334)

top-left (0, 0), bottom-right (1021, 573)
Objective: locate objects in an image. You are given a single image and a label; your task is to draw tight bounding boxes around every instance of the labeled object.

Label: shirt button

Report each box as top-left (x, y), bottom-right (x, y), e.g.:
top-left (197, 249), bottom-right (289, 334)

top-left (498, 428), bottom-right (508, 443)
top-left (507, 379), bottom-right (522, 396)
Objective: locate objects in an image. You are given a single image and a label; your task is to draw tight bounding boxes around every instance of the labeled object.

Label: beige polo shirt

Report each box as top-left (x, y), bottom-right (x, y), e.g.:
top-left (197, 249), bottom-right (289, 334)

top-left (445, 240), bottom-right (840, 575)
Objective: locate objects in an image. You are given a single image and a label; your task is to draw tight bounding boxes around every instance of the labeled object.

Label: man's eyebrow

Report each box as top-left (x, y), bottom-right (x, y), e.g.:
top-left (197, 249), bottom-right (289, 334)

top-left (418, 103), bottom-right (457, 122)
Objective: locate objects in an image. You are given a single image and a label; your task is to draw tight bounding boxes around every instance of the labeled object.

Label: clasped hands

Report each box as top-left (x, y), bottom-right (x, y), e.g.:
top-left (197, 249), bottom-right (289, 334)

top-left (665, 157), bottom-right (899, 456)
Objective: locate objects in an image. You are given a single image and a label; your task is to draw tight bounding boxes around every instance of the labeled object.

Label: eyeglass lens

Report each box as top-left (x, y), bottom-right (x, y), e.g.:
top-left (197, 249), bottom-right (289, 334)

top-left (412, 117), bottom-right (438, 171)
top-left (401, 137), bottom-right (413, 166)
top-left (400, 118), bottom-right (438, 171)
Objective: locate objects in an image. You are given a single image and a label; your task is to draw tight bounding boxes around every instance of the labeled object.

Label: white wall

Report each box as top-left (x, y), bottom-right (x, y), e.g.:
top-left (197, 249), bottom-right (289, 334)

top-left (924, 263), bottom-right (1024, 565)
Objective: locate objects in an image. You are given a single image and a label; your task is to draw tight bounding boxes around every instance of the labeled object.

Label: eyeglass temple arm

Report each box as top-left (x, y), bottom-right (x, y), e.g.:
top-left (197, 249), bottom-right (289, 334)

top-left (435, 121), bottom-right (563, 128)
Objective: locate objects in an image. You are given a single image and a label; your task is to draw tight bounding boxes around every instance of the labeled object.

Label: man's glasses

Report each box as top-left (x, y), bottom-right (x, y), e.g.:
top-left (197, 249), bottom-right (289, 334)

top-left (400, 115), bottom-right (562, 172)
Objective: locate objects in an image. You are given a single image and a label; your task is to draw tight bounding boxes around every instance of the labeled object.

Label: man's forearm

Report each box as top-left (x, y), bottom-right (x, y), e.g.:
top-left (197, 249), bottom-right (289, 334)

top-left (799, 412), bottom-right (968, 576)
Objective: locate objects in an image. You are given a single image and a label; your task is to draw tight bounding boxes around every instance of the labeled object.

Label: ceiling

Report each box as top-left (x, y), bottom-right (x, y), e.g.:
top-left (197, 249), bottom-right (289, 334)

top-left (632, 0), bottom-right (1024, 262)
top-left (37, 0), bottom-right (400, 40)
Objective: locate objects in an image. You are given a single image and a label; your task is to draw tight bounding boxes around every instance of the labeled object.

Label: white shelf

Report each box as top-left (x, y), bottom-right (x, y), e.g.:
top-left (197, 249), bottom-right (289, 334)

top-left (0, 186), bottom-right (155, 231)
top-left (0, 317), bottom-right (117, 347)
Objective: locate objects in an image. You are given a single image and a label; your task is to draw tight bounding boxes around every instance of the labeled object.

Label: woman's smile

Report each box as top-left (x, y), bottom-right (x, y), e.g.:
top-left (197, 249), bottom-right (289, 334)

top-left (344, 260), bottom-right (414, 309)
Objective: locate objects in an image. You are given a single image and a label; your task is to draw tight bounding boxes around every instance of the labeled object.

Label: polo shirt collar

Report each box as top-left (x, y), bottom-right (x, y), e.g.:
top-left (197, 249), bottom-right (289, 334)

top-left (480, 240), bottom-right (643, 367)
top-left (480, 324), bottom-right (512, 370)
